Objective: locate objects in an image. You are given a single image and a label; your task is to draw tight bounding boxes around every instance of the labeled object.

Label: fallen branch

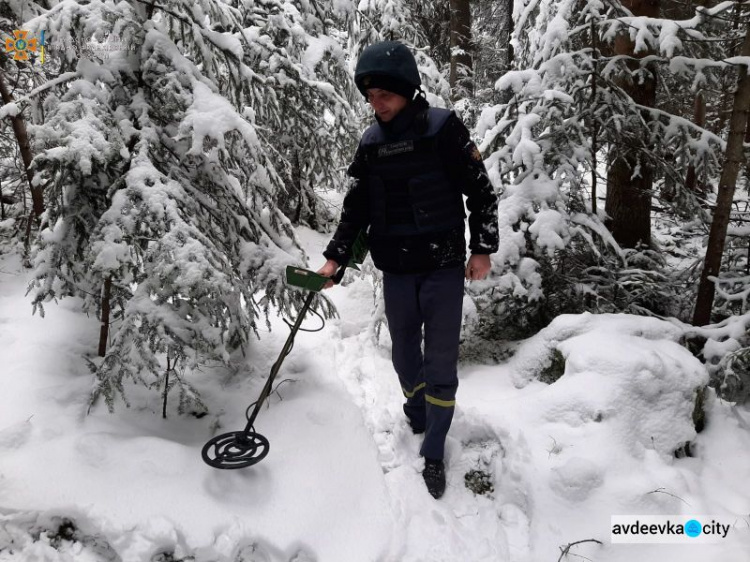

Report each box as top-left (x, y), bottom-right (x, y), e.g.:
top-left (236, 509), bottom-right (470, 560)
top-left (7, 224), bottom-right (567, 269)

top-left (557, 538), bottom-right (603, 562)
top-left (647, 486), bottom-right (691, 506)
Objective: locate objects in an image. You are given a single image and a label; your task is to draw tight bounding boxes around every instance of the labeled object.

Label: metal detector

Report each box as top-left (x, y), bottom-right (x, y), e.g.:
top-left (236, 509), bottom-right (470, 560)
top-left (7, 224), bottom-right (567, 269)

top-left (201, 232), bottom-right (368, 469)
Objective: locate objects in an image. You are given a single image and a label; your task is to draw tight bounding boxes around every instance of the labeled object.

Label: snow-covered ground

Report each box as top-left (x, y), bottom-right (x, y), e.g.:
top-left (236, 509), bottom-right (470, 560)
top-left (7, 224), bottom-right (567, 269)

top-left (1, 227), bottom-right (750, 561)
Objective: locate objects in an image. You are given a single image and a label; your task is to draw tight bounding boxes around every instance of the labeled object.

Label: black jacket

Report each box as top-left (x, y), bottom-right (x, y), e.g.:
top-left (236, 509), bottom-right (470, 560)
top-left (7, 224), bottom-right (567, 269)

top-left (324, 98), bottom-right (499, 274)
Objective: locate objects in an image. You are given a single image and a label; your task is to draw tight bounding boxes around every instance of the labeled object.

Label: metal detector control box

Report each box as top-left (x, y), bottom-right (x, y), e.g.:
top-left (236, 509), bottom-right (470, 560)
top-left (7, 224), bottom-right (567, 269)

top-left (286, 230), bottom-right (369, 292)
top-left (286, 266), bottom-right (330, 292)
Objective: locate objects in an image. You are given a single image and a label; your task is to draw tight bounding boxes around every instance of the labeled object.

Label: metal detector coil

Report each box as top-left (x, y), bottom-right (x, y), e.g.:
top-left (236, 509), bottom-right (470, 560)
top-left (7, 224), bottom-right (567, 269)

top-left (202, 231), bottom-right (368, 469)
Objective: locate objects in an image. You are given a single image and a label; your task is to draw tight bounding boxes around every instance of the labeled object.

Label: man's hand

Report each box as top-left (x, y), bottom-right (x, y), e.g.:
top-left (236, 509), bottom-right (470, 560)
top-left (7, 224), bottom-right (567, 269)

top-left (316, 259), bottom-right (340, 289)
top-left (465, 254), bottom-right (491, 281)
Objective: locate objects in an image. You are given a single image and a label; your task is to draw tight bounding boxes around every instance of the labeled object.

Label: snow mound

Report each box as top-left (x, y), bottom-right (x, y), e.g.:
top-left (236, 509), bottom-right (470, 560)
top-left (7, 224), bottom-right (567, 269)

top-left (479, 314), bottom-right (750, 560)
top-left (511, 313), bottom-right (707, 458)
top-left (0, 509), bottom-right (320, 562)
top-left (512, 312), bottom-right (686, 386)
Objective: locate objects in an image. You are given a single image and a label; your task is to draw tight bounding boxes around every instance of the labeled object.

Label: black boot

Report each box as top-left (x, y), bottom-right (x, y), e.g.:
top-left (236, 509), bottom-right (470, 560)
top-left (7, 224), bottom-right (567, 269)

top-left (422, 457), bottom-right (446, 499)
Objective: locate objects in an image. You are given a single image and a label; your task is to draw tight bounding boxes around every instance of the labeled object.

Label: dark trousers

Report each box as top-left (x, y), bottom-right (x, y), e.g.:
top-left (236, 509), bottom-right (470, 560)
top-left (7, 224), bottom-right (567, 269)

top-left (383, 266), bottom-right (464, 460)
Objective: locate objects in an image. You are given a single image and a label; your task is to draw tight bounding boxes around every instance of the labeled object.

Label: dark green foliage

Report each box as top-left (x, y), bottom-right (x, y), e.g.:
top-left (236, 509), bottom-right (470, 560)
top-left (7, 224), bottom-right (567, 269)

top-left (41, 518), bottom-right (77, 550)
top-left (464, 469), bottom-right (494, 496)
top-left (458, 330), bottom-right (517, 365)
top-left (469, 243), bottom-right (692, 342)
top-left (714, 346), bottom-right (750, 404)
top-left (693, 386), bottom-right (707, 433)
top-left (26, 515), bottom-right (119, 561)
top-left (540, 246), bottom-right (690, 320)
top-left (538, 349), bottom-right (566, 385)
top-left (152, 551), bottom-right (193, 562)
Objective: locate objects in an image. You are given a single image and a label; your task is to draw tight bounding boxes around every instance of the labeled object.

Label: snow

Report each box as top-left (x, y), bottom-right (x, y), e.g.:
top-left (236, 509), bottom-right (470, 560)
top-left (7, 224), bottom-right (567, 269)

top-left (725, 56), bottom-right (750, 68)
top-left (180, 81), bottom-right (261, 158)
top-left (0, 250), bottom-right (392, 561)
top-left (0, 103), bottom-right (20, 119)
top-left (301, 36), bottom-right (342, 77)
top-left (2, 226), bottom-right (750, 561)
top-left (495, 69), bottom-right (540, 94)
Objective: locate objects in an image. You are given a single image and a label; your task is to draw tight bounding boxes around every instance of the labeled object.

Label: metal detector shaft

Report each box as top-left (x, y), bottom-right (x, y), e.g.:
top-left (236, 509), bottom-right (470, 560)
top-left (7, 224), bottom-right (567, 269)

top-left (242, 290), bottom-right (316, 432)
top-left (241, 265), bottom-right (345, 432)
top-left (202, 259), bottom-right (356, 469)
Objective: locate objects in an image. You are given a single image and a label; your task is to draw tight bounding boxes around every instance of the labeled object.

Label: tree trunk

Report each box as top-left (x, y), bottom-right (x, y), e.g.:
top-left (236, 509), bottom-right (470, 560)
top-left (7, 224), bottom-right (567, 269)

top-left (292, 148), bottom-right (302, 225)
top-left (717, 2), bottom-right (743, 133)
top-left (498, 0), bottom-right (515, 105)
top-left (604, 0), bottom-right (660, 248)
top-left (684, 92), bottom-right (707, 194)
top-left (692, 23), bottom-right (750, 326)
top-left (449, 0), bottom-right (472, 101)
top-left (590, 17), bottom-right (600, 215)
top-left (98, 276), bottom-right (113, 357)
top-left (0, 60), bottom-right (44, 217)
top-left (162, 355), bottom-right (171, 419)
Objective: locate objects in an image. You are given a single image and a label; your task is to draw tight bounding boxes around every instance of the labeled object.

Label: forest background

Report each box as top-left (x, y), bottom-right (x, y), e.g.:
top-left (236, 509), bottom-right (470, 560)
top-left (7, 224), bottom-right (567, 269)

top-left (2, 0), bottom-right (748, 411)
top-left (0, 0), bottom-right (749, 481)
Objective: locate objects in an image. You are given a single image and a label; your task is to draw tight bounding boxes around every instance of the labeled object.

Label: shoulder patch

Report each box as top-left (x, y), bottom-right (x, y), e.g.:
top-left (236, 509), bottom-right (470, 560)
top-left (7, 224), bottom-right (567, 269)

top-left (469, 143), bottom-right (482, 162)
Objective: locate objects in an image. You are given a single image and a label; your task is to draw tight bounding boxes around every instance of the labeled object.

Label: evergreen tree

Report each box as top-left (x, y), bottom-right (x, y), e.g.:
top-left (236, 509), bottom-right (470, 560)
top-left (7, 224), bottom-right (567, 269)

top-left (18, 0), bottom-right (341, 412)
top-left (448, 0), bottom-right (473, 101)
top-left (0, 0), bottom-right (47, 240)
top-left (230, 0), bottom-right (360, 228)
top-left (467, 0), bottom-right (738, 339)
top-left (692, 7), bottom-right (750, 325)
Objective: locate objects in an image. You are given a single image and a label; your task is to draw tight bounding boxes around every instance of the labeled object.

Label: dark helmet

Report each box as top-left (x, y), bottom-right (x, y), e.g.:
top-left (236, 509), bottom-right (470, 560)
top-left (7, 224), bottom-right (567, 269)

top-left (354, 41), bottom-right (421, 99)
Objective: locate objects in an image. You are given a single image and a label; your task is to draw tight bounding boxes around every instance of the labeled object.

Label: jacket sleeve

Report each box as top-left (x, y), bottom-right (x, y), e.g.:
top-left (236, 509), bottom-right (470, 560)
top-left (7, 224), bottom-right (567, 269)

top-left (323, 144), bottom-right (370, 266)
top-left (438, 113), bottom-right (499, 255)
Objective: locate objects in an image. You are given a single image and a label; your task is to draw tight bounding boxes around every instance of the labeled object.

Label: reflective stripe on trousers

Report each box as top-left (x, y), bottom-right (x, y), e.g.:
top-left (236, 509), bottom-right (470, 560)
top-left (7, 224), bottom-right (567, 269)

top-left (383, 266), bottom-right (464, 460)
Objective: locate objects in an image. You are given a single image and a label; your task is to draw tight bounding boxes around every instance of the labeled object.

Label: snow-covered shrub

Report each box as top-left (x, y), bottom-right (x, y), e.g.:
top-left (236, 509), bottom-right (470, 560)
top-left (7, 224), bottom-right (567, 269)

top-left (716, 346), bottom-right (750, 405)
top-left (683, 312), bottom-right (750, 404)
top-left (544, 245), bottom-right (692, 319)
top-left (711, 209), bottom-right (750, 322)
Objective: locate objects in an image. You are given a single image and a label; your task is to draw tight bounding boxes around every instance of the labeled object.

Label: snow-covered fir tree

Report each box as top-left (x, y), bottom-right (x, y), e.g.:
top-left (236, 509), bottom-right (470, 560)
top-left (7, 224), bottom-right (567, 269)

top-left (231, 0), bottom-right (360, 229)
top-left (0, 1), bottom-right (48, 236)
top-left (18, 0), bottom-right (347, 412)
top-left (465, 0), bottom-right (740, 340)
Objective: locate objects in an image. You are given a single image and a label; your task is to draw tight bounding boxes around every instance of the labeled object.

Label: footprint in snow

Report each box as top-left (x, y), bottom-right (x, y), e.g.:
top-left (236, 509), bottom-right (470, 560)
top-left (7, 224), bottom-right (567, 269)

top-left (446, 411), bottom-right (506, 498)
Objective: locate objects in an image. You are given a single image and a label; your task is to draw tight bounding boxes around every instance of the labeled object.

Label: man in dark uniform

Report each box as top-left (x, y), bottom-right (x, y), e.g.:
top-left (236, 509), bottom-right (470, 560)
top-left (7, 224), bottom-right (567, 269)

top-left (318, 41), bottom-right (499, 499)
